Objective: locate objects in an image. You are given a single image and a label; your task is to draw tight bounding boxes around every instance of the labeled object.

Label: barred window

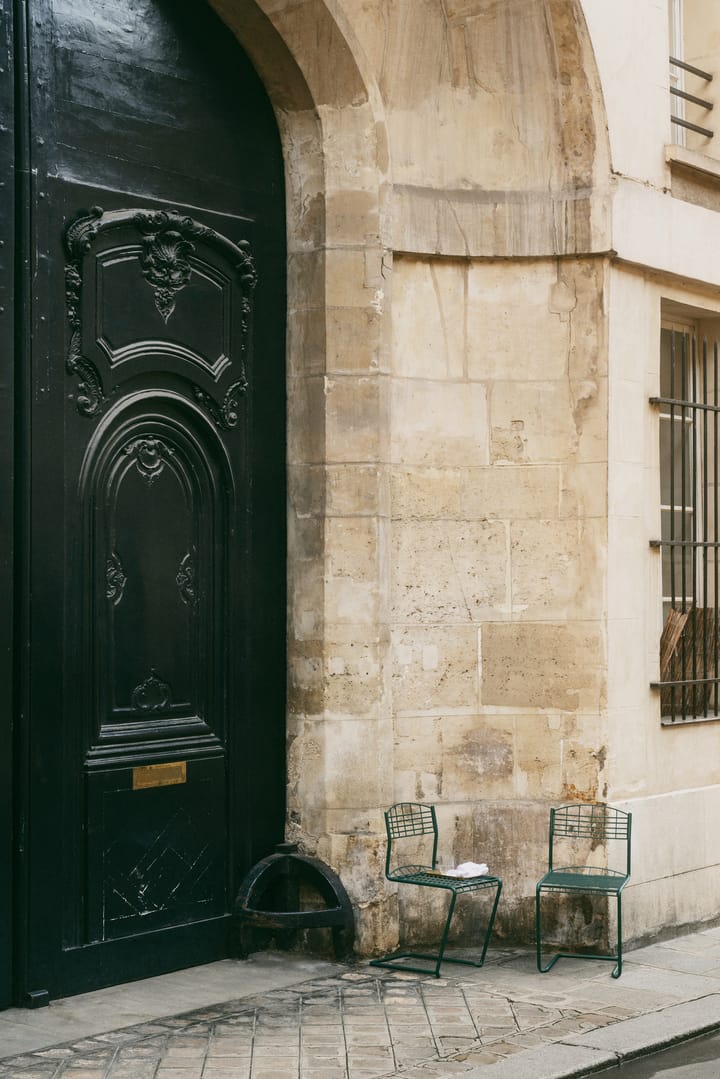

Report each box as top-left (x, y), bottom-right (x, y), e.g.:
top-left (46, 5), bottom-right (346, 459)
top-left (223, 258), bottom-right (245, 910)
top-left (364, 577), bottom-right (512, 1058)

top-left (652, 326), bottom-right (720, 723)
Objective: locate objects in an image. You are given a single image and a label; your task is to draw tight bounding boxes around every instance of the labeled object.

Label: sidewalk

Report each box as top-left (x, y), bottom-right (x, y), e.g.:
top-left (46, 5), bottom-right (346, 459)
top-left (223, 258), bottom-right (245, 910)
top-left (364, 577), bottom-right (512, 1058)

top-left (3, 928), bottom-right (720, 1078)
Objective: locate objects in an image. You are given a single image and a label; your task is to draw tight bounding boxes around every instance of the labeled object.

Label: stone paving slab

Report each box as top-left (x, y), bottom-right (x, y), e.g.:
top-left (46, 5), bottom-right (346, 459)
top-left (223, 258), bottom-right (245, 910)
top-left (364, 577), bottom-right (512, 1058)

top-left (0, 954), bottom-right (343, 1058)
top-left (3, 933), bottom-right (720, 1078)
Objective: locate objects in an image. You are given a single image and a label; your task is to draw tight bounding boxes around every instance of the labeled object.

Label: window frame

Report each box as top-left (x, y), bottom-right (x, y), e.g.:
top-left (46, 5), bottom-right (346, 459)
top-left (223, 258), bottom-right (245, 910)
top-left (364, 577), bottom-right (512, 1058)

top-left (652, 320), bottom-right (720, 724)
top-left (669, 0), bottom-right (686, 144)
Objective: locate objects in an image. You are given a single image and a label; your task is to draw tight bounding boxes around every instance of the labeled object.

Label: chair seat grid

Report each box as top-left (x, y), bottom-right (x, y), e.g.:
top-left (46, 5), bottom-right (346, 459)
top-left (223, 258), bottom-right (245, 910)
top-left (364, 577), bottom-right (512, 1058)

top-left (389, 866), bottom-right (501, 892)
top-left (539, 867), bottom-right (629, 893)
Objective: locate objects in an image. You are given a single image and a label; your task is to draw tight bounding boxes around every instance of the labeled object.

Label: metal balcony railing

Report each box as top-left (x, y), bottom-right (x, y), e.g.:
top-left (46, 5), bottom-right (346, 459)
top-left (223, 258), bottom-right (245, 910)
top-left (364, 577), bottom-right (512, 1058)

top-left (670, 55), bottom-right (714, 139)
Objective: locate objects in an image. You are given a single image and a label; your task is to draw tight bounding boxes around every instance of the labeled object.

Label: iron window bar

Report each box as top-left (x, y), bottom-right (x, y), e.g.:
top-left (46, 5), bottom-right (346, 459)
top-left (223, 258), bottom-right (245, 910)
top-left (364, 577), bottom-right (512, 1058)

top-left (672, 87), bottom-right (714, 110)
top-left (651, 539), bottom-right (717, 548)
top-left (671, 55), bottom-right (714, 80)
top-left (650, 396), bottom-right (720, 415)
top-left (651, 677), bottom-right (719, 687)
top-left (670, 56), bottom-right (714, 139)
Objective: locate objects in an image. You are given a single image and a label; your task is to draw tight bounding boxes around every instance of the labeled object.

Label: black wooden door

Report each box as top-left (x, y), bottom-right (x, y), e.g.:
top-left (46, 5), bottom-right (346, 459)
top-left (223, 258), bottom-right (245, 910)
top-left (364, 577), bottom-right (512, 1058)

top-left (11, 0), bottom-right (286, 1002)
top-left (0, 0), bottom-right (16, 1014)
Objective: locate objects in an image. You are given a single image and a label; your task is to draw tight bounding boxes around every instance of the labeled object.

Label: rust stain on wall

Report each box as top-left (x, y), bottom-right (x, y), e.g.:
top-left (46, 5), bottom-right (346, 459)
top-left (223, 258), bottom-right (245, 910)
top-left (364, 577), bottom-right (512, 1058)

top-left (561, 781), bottom-right (598, 803)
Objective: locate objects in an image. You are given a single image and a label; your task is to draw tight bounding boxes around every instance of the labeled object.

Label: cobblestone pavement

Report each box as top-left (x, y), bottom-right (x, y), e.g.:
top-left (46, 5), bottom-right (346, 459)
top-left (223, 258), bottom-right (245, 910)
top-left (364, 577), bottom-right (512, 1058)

top-left (4, 931), bottom-right (720, 1079)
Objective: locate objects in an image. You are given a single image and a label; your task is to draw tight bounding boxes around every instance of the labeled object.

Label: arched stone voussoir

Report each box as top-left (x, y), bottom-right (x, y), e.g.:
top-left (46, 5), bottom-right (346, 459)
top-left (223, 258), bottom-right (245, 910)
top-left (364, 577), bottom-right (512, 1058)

top-left (383, 0), bottom-right (612, 258)
top-left (207, 0), bottom-right (391, 281)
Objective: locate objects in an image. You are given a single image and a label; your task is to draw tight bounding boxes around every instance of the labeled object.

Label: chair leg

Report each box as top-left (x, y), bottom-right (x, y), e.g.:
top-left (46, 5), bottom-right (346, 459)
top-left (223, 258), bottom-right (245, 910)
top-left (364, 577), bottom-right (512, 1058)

top-left (434, 890), bottom-right (458, 976)
top-left (535, 887), bottom-right (560, 973)
top-left (369, 891), bottom-right (459, 978)
top-left (537, 887), bottom-right (625, 977)
top-left (369, 880), bottom-right (502, 978)
top-left (478, 879), bottom-right (503, 965)
top-left (435, 880), bottom-right (503, 974)
top-left (612, 893), bottom-right (623, 979)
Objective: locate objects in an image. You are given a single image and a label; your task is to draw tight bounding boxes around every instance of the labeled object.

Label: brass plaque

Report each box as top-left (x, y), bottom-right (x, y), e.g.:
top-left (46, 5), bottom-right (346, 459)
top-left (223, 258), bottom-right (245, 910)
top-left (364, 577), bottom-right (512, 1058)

top-left (133, 761), bottom-right (187, 790)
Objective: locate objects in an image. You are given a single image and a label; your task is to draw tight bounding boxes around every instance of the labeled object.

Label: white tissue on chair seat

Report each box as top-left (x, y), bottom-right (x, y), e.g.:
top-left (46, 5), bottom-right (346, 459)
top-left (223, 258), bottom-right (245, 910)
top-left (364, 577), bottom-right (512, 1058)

top-left (444, 861), bottom-right (489, 878)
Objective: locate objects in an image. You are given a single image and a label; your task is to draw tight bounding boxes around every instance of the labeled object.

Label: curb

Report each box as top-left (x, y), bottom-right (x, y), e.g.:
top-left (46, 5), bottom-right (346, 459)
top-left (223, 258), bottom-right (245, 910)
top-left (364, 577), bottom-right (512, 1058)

top-left (462, 993), bottom-right (720, 1077)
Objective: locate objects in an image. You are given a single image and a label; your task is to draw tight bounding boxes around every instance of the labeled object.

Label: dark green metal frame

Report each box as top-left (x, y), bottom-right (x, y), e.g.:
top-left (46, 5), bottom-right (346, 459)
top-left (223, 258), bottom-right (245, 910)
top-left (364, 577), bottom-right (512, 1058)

top-left (536, 803), bottom-right (632, 979)
top-left (370, 802), bottom-right (503, 978)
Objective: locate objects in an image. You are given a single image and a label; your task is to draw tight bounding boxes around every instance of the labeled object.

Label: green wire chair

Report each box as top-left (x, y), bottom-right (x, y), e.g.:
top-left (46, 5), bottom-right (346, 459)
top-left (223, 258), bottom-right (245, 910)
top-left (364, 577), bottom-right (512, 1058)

top-left (536, 802), bottom-right (632, 979)
top-left (370, 802), bottom-right (503, 978)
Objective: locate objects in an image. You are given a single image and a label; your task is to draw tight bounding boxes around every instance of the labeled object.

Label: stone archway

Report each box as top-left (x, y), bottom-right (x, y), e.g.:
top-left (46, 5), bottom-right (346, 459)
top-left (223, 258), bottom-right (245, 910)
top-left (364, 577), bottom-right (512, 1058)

top-left (206, 0), bottom-right (614, 953)
top-left (206, 0), bottom-right (396, 951)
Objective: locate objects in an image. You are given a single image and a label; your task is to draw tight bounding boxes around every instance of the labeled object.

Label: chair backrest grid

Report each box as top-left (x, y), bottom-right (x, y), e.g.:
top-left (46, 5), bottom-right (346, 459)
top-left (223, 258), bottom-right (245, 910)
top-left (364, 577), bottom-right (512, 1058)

top-left (551, 803), bottom-right (630, 840)
top-left (386, 802), bottom-right (437, 839)
top-left (548, 803), bottom-right (632, 875)
top-left (384, 803), bottom-right (438, 877)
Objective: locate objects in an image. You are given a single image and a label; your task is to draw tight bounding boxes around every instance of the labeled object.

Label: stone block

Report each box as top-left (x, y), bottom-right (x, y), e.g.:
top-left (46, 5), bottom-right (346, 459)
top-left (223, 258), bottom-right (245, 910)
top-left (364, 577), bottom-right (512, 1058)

top-left (287, 249), bottom-right (325, 311)
top-left (287, 375), bottom-right (326, 465)
top-left (287, 640), bottom-right (324, 715)
top-left (466, 262), bottom-right (571, 382)
top-left (390, 716), bottom-right (442, 802)
top-left (326, 306), bottom-right (383, 374)
top-left (326, 463), bottom-right (388, 517)
top-left (390, 467), bottom-right (465, 519)
top-left (438, 715), bottom-right (515, 800)
top-left (325, 576), bottom-right (378, 626)
top-left (322, 104), bottom-right (385, 192)
top-left (490, 378), bottom-right (607, 465)
top-left (326, 190), bottom-right (380, 246)
top-left (322, 636), bottom-right (382, 716)
top-left (393, 768), bottom-right (443, 804)
top-left (391, 518), bottom-right (508, 623)
top-left (392, 625), bottom-right (479, 714)
top-left (325, 375), bottom-right (386, 463)
top-left (392, 257), bottom-right (466, 379)
top-left (510, 518), bottom-right (606, 620)
top-left (326, 831), bottom-right (388, 907)
top-left (391, 380), bottom-right (489, 466)
top-left (321, 717), bottom-right (391, 808)
top-left (325, 249), bottom-right (379, 309)
top-left (288, 464), bottom-right (325, 519)
top-left (264, 2), bottom-right (368, 109)
top-left (327, 517), bottom-right (378, 582)
top-left (390, 465), bottom-right (560, 521)
top-left (566, 259), bottom-right (608, 381)
top-left (467, 464), bottom-right (561, 520)
top-left (559, 462), bottom-right (607, 518)
top-left (289, 514), bottom-right (323, 563)
top-left (481, 621), bottom-right (606, 712)
top-left (289, 558), bottom-right (324, 640)
top-left (287, 305), bottom-right (326, 377)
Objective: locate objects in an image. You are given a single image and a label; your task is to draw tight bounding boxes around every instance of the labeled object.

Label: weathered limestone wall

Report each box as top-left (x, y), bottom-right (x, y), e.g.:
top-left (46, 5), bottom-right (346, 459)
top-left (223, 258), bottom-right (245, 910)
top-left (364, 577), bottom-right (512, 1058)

top-left (389, 255), bottom-right (609, 940)
top-left (204, 0), bottom-right (617, 952)
top-left (216, 0), bottom-right (618, 952)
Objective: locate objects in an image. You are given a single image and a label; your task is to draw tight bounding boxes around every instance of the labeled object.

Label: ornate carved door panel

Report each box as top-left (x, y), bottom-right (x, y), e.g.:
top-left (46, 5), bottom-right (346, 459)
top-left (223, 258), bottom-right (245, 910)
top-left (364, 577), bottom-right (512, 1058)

top-left (15, 0), bottom-right (286, 1002)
